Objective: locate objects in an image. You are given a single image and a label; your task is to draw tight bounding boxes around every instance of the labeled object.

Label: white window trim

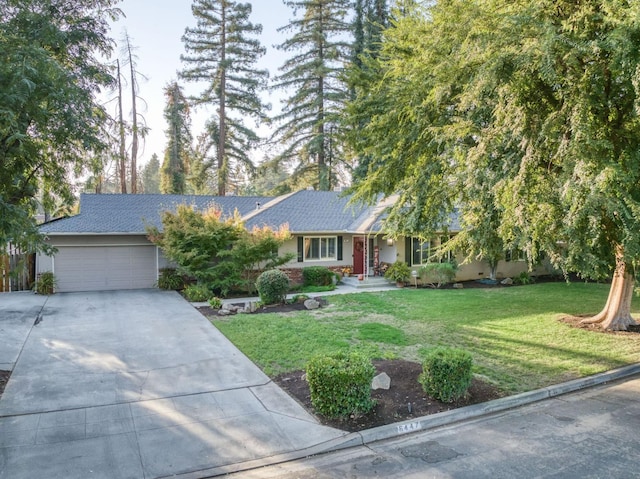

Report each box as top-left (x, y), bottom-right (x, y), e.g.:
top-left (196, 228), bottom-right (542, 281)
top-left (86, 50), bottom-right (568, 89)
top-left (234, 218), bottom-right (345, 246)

top-left (303, 236), bottom-right (338, 262)
top-left (411, 235), bottom-right (454, 266)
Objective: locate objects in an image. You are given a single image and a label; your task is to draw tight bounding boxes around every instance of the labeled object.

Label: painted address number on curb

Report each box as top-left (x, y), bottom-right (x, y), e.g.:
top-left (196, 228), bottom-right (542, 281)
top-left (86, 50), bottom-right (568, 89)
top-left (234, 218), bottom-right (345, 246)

top-left (397, 422), bottom-right (422, 434)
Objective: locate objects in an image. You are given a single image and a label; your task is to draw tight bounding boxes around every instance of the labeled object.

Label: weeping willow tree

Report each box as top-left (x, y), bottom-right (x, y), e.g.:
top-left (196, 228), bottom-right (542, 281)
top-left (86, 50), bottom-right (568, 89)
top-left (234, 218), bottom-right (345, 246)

top-left (346, 0), bottom-right (640, 330)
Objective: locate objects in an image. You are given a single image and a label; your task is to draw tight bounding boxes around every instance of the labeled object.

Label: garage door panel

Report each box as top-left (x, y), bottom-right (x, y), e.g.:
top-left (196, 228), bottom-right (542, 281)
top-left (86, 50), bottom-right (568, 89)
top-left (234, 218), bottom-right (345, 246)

top-left (54, 246), bottom-right (157, 292)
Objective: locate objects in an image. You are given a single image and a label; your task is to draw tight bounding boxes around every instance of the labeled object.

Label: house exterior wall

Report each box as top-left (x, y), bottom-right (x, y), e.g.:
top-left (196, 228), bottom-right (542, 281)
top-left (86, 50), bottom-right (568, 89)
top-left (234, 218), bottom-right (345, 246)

top-left (393, 235), bottom-right (554, 282)
top-left (280, 234), bottom-right (398, 275)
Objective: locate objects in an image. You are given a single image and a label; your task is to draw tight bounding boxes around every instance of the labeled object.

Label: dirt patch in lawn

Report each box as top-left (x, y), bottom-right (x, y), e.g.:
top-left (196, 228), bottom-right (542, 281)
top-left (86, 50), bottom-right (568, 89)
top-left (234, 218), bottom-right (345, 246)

top-left (0, 370), bottom-right (10, 399)
top-left (272, 359), bottom-right (503, 433)
top-left (560, 315), bottom-right (640, 334)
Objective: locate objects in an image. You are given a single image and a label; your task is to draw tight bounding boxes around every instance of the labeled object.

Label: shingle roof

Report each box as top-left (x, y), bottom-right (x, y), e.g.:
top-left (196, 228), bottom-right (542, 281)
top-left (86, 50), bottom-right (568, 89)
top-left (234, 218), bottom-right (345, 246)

top-left (244, 190), bottom-right (377, 233)
top-left (40, 194), bottom-right (273, 234)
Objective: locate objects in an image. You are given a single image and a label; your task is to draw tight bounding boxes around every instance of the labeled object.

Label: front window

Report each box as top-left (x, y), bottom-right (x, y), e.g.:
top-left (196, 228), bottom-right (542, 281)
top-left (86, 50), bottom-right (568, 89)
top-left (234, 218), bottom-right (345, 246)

top-left (411, 235), bottom-right (454, 266)
top-left (304, 236), bottom-right (337, 261)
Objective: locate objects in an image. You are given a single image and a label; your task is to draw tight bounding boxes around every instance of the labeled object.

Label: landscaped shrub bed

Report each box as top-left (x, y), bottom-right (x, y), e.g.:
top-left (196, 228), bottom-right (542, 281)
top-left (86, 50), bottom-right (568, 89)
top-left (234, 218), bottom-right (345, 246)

top-left (256, 269), bottom-right (290, 305)
top-left (306, 351), bottom-right (376, 418)
top-left (419, 347), bottom-right (473, 403)
top-left (302, 266), bottom-right (334, 286)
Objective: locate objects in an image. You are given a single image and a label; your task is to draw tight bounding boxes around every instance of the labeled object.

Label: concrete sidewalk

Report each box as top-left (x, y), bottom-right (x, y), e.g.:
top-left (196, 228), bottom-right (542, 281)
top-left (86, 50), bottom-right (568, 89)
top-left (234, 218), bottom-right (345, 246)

top-left (0, 290), bottom-right (347, 479)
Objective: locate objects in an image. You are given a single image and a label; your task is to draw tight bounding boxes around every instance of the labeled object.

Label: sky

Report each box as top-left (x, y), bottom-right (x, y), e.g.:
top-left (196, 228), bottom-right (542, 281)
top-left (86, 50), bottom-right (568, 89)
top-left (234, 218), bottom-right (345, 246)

top-left (107, 0), bottom-right (291, 169)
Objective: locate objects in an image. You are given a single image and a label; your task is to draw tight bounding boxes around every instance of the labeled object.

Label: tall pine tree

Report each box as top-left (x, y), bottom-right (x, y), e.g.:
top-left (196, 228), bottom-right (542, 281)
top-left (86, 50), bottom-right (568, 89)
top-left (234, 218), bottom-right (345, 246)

top-left (347, 0), bottom-right (389, 182)
top-left (271, 0), bottom-right (353, 191)
top-left (142, 153), bottom-right (161, 194)
top-left (180, 0), bottom-right (269, 196)
top-left (160, 82), bottom-right (192, 194)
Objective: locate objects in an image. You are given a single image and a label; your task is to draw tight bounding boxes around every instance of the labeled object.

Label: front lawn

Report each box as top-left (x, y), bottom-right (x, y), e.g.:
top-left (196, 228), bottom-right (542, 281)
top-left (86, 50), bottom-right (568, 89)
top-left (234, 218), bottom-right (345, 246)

top-left (212, 282), bottom-right (640, 394)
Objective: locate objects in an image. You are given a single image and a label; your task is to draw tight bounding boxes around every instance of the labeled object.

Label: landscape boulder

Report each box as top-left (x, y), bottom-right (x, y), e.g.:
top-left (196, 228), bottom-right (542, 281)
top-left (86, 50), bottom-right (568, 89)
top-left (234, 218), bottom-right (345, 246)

top-left (304, 299), bottom-right (321, 310)
top-left (371, 372), bottom-right (391, 390)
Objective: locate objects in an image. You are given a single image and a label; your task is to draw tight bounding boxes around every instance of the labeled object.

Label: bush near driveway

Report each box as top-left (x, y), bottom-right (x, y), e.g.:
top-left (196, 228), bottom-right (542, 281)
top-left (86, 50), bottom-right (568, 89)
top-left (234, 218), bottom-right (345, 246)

top-left (419, 347), bottom-right (473, 403)
top-left (256, 269), bottom-right (290, 305)
top-left (306, 351), bottom-right (376, 418)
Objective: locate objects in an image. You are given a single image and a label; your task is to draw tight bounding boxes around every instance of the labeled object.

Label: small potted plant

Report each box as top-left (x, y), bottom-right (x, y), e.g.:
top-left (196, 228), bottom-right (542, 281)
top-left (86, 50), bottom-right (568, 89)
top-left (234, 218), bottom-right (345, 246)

top-left (384, 260), bottom-right (411, 287)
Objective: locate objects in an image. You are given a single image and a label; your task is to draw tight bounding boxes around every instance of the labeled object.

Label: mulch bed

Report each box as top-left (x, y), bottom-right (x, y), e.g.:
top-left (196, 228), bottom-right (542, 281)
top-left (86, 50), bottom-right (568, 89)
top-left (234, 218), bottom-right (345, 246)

top-left (273, 359), bottom-right (503, 432)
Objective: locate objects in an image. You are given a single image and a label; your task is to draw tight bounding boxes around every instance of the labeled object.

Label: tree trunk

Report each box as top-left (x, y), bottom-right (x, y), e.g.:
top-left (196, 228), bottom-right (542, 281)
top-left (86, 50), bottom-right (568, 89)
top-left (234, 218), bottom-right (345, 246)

top-left (581, 248), bottom-right (637, 331)
top-left (127, 39), bottom-right (138, 194)
top-left (116, 59), bottom-right (127, 194)
top-left (217, 5), bottom-right (227, 197)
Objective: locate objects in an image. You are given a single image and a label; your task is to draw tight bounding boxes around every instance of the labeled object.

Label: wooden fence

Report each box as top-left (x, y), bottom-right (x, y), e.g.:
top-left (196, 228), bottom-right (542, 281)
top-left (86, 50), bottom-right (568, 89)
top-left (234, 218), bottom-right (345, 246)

top-left (0, 244), bottom-right (35, 292)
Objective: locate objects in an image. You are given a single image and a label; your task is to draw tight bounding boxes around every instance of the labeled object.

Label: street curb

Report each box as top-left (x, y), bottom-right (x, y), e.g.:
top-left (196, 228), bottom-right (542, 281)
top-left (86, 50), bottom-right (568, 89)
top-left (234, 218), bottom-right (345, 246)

top-left (340, 362), bottom-right (640, 449)
top-left (192, 362), bottom-right (640, 478)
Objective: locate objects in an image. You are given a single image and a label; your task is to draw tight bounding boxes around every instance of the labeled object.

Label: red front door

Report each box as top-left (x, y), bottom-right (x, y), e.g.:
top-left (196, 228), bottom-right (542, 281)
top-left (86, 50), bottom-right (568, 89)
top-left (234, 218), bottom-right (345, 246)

top-left (353, 237), bottom-right (365, 274)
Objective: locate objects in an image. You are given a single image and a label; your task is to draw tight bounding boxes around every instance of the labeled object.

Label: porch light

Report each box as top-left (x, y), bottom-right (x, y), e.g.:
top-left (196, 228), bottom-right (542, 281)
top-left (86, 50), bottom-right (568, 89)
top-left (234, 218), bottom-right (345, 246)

top-left (386, 238), bottom-right (394, 246)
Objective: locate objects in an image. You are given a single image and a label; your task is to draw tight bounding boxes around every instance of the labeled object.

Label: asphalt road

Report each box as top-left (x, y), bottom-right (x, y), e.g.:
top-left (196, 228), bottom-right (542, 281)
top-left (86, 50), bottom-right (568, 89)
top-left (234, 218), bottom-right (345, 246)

top-left (227, 373), bottom-right (640, 479)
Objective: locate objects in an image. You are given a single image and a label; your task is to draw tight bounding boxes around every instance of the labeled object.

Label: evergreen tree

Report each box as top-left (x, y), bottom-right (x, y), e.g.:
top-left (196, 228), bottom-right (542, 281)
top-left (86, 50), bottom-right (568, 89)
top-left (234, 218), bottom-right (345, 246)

top-left (160, 82), bottom-right (192, 194)
top-left (180, 0), bottom-right (269, 196)
top-left (142, 154), bottom-right (161, 194)
top-left (347, 0), bottom-right (389, 182)
top-left (271, 0), bottom-right (353, 191)
top-left (0, 0), bottom-right (120, 250)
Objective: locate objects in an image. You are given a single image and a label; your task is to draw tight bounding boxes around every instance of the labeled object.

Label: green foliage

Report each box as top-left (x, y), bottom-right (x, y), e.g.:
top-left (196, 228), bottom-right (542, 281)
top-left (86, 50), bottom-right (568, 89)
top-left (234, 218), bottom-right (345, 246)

top-left (357, 323), bottom-right (407, 345)
top-left (34, 271), bottom-right (56, 295)
top-left (302, 266), bottom-right (334, 286)
top-left (419, 263), bottom-right (458, 288)
top-left (157, 268), bottom-right (184, 290)
top-left (256, 269), bottom-right (290, 305)
top-left (270, 0), bottom-right (353, 191)
top-left (215, 283), bottom-right (640, 392)
top-left (148, 205), bottom-right (292, 297)
top-left (514, 271), bottom-right (534, 286)
top-left (306, 351), bottom-right (376, 418)
top-left (345, 0), bottom-right (640, 303)
top-left (226, 225), bottom-right (295, 296)
top-left (300, 284), bottom-right (336, 293)
top-left (183, 283), bottom-right (211, 302)
top-left (384, 261), bottom-right (411, 283)
top-left (289, 294), bottom-right (310, 304)
top-left (180, 0), bottom-right (268, 195)
top-left (160, 82), bottom-right (191, 194)
top-left (208, 296), bottom-right (223, 309)
top-left (0, 0), bottom-right (120, 251)
top-left (419, 347), bottom-right (473, 403)
top-left (142, 153), bottom-right (161, 194)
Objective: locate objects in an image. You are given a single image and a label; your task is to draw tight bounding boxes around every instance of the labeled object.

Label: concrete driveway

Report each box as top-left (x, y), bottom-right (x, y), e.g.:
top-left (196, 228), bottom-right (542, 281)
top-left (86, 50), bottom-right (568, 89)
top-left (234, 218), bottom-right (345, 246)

top-left (0, 290), bottom-right (346, 479)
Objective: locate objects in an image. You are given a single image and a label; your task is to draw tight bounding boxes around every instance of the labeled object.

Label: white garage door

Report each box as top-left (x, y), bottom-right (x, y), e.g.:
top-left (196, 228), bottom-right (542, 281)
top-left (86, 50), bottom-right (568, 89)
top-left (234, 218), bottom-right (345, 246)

top-left (54, 246), bottom-right (157, 292)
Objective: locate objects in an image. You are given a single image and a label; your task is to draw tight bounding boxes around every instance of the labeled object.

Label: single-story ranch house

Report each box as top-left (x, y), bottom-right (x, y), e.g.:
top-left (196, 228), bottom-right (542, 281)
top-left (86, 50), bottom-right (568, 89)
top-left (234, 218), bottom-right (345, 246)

top-left (37, 190), bottom-right (549, 293)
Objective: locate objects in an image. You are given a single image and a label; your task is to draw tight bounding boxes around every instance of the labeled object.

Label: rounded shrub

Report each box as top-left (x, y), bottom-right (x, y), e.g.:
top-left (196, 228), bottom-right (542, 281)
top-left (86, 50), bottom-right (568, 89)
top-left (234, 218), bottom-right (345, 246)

top-left (256, 269), bottom-right (290, 305)
top-left (306, 351), bottom-right (376, 418)
top-left (302, 266), bottom-right (334, 286)
top-left (419, 347), bottom-right (473, 403)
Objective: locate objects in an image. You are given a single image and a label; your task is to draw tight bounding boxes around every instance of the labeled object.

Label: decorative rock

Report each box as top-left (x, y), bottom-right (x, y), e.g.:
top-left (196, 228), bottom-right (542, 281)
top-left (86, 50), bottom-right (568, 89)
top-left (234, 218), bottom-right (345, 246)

top-left (453, 283), bottom-right (464, 289)
top-left (217, 309), bottom-right (232, 316)
top-left (501, 277), bottom-right (513, 285)
top-left (304, 299), bottom-right (321, 310)
top-left (244, 302), bottom-right (258, 313)
top-left (371, 372), bottom-right (391, 390)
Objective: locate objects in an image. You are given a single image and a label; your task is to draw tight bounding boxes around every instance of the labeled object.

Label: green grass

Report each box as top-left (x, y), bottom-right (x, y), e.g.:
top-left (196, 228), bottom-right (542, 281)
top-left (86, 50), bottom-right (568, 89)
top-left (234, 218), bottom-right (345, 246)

top-left (212, 282), bottom-right (640, 393)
